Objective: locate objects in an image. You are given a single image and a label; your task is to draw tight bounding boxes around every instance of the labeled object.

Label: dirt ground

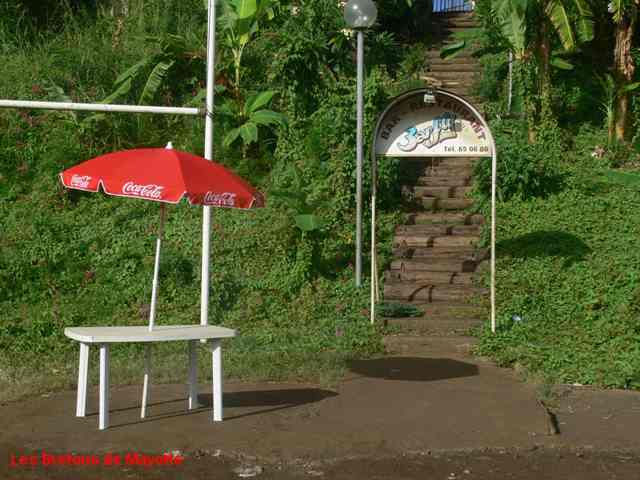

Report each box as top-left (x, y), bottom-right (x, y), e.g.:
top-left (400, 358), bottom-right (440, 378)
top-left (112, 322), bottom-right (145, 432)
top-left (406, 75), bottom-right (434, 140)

top-left (2, 449), bottom-right (640, 480)
top-left (2, 335), bottom-right (639, 479)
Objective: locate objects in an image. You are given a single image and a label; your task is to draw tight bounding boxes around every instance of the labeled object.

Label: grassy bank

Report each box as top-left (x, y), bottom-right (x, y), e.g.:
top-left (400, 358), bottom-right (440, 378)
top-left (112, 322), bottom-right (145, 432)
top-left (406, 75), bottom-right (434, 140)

top-left (0, 2), bottom-right (416, 402)
top-left (475, 126), bottom-right (640, 390)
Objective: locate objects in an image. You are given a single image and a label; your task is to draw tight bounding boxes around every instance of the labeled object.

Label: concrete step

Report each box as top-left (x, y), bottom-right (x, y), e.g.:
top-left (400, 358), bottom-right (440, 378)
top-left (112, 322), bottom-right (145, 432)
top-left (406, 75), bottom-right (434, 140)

top-left (436, 25), bottom-right (479, 34)
top-left (437, 81), bottom-right (476, 91)
top-left (426, 49), bottom-right (476, 60)
top-left (384, 316), bottom-right (483, 335)
top-left (390, 257), bottom-right (478, 273)
top-left (428, 63), bottom-right (477, 72)
top-left (383, 282), bottom-right (487, 302)
top-left (427, 57), bottom-right (479, 68)
top-left (393, 234), bottom-right (479, 248)
top-left (396, 224), bottom-right (481, 236)
top-left (392, 245), bottom-right (489, 256)
top-left (426, 156), bottom-right (480, 165)
top-left (383, 300), bottom-right (485, 316)
top-left (428, 62), bottom-right (479, 74)
top-left (421, 197), bottom-right (474, 210)
top-left (408, 212), bottom-right (484, 225)
top-left (416, 175), bottom-right (471, 187)
top-left (398, 171), bottom-right (473, 186)
top-left (438, 38), bottom-right (480, 47)
top-left (391, 249), bottom-right (482, 263)
top-left (385, 270), bottom-right (474, 285)
top-left (435, 18), bottom-right (478, 26)
top-left (401, 161), bottom-right (475, 172)
top-left (401, 166), bottom-right (474, 181)
top-left (399, 156), bottom-right (479, 168)
top-left (412, 185), bottom-right (473, 199)
top-left (441, 87), bottom-right (476, 97)
top-left (409, 185), bottom-right (451, 199)
top-left (432, 13), bottom-right (477, 25)
top-left (427, 70), bottom-right (478, 81)
top-left (392, 246), bottom-right (488, 261)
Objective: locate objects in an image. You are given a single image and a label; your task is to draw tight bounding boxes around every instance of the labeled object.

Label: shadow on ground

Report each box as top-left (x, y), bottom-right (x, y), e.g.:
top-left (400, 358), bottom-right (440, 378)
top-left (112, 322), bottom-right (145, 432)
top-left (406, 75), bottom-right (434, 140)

top-left (93, 388), bottom-right (338, 428)
top-left (348, 357), bottom-right (479, 381)
top-left (201, 388), bottom-right (337, 408)
top-left (497, 230), bottom-right (591, 267)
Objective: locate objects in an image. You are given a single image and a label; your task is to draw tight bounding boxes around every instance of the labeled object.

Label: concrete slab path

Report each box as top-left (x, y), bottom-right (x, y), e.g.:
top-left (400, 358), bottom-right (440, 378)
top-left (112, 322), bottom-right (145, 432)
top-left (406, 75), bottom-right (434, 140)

top-left (1, 336), bottom-right (553, 461)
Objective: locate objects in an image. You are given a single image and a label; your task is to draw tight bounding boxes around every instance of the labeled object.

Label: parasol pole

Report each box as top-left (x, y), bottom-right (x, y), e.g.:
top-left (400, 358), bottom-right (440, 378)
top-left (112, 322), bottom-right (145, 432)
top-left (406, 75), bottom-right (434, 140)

top-left (201, 0), bottom-right (216, 328)
top-left (140, 344), bottom-right (151, 418)
top-left (142, 201), bottom-right (165, 415)
top-left (148, 202), bottom-right (166, 332)
top-left (141, 143), bottom-right (171, 415)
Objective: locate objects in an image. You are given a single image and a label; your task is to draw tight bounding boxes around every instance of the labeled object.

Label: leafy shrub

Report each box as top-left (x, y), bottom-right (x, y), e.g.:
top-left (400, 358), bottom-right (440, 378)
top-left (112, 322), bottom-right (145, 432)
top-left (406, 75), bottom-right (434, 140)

top-left (473, 119), bottom-right (565, 202)
top-left (476, 148), bottom-right (640, 390)
top-left (0, 1), bottom-right (401, 398)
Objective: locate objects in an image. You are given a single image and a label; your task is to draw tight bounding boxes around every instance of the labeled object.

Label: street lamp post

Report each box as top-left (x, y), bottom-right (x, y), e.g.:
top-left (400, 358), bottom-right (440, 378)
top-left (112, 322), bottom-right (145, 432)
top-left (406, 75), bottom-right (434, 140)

top-left (344, 0), bottom-right (377, 288)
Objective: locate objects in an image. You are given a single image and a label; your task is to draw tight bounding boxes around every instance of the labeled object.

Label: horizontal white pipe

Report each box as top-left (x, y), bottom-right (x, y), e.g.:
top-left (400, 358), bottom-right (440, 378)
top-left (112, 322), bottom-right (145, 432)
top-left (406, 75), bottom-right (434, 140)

top-left (0, 99), bottom-right (202, 116)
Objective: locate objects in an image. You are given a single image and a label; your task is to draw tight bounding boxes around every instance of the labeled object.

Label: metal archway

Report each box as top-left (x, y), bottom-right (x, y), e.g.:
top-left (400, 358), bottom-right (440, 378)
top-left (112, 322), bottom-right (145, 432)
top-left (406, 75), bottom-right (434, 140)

top-left (370, 88), bottom-right (497, 332)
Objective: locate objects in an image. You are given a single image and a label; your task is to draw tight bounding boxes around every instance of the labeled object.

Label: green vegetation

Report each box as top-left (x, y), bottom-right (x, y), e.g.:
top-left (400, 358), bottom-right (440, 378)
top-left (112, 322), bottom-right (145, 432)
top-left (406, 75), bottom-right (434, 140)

top-left (2, 0), bottom-right (640, 398)
top-left (468, 0), bottom-right (640, 389)
top-left (0, 0), bottom-right (415, 400)
top-left (474, 124), bottom-right (640, 389)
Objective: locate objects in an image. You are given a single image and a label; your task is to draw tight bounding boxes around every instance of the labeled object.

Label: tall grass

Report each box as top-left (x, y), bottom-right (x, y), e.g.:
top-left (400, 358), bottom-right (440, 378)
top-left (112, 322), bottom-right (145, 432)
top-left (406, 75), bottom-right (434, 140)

top-left (0, 1), bottom-right (385, 402)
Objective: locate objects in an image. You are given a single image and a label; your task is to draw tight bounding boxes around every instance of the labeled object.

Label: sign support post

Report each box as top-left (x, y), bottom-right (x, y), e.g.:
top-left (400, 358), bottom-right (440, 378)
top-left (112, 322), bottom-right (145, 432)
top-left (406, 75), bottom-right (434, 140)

top-left (370, 88), bottom-right (497, 332)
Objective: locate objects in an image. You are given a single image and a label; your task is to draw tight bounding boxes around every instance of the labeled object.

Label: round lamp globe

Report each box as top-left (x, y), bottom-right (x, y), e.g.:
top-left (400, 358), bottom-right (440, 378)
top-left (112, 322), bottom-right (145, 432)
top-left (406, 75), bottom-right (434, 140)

top-left (343, 0), bottom-right (378, 29)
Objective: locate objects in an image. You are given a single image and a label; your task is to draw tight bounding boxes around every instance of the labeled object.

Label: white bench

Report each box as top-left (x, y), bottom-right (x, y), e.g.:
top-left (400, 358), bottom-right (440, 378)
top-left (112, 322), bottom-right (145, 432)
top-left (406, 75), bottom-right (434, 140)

top-left (64, 325), bottom-right (236, 430)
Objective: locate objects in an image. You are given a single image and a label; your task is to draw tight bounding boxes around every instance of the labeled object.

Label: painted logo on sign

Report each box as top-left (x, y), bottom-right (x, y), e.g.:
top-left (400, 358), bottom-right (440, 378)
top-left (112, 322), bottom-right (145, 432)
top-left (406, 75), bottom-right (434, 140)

top-left (70, 175), bottom-right (92, 188)
top-left (396, 112), bottom-right (458, 152)
top-left (122, 182), bottom-right (164, 199)
top-left (204, 192), bottom-right (236, 206)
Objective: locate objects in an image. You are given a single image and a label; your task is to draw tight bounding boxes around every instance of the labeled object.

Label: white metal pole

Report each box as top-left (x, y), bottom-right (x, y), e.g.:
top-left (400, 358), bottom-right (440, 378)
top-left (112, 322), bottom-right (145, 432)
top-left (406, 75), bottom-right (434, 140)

top-left (356, 30), bottom-right (364, 288)
top-left (0, 99), bottom-right (201, 115)
top-left (148, 204), bottom-right (166, 331)
top-left (201, 0), bottom-right (217, 327)
top-left (491, 149), bottom-right (497, 333)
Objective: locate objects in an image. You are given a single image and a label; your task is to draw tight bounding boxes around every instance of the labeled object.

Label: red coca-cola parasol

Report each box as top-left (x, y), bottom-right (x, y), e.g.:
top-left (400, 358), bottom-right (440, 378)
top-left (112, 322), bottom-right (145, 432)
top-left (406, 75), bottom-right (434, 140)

top-left (60, 142), bottom-right (265, 332)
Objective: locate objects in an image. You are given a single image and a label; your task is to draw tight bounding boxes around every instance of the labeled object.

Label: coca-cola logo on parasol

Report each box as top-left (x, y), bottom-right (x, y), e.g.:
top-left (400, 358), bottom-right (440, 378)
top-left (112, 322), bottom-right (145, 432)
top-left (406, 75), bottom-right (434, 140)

top-left (204, 192), bottom-right (236, 206)
top-left (122, 181), bottom-right (165, 200)
top-left (70, 175), bottom-right (92, 188)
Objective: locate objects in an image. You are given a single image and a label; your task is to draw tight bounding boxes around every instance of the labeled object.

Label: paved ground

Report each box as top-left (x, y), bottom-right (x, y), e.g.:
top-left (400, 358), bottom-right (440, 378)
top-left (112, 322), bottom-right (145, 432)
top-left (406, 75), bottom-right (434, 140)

top-left (2, 335), bottom-right (639, 479)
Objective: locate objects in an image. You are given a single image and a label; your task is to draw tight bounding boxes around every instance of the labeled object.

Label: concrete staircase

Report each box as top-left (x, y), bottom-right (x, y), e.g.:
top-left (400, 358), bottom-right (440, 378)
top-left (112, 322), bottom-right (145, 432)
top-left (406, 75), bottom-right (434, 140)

top-left (423, 12), bottom-right (480, 103)
top-left (381, 12), bottom-right (487, 335)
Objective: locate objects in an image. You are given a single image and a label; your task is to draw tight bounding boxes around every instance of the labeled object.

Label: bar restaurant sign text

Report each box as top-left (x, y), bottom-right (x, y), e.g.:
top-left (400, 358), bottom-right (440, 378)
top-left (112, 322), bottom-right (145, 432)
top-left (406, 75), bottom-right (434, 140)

top-left (375, 91), bottom-right (492, 157)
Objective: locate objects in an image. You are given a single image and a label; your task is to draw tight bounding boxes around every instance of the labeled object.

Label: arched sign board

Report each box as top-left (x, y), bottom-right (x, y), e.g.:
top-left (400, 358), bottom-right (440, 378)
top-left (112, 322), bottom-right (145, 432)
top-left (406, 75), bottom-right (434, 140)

top-left (374, 89), bottom-right (493, 158)
top-left (370, 88), bottom-right (497, 332)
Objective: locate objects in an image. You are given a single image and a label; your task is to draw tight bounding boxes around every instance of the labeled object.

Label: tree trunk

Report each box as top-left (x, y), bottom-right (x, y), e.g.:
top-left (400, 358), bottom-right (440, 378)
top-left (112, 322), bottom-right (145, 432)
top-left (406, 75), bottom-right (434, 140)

top-left (613, 12), bottom-right (637, 142)
top-left (527, 21), bottom-right (552, 144)
top-left (538, 21), bottom-right (552, 115)
top-left (110, 0), bottom-right (129, 17)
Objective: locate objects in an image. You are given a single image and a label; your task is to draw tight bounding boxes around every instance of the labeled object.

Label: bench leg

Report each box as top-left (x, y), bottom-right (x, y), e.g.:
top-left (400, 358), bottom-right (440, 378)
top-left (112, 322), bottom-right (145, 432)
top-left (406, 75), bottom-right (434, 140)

top-left (99, 344), bottom-right (110, 430)
top-left (76, 343), bottom-right (89, 417)
top-left (211, 340), bottom-right (222, 422)
top-left (188, 340), bottom-right (198, 410)
top-left (141, 345), bottom-right (151, 419)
